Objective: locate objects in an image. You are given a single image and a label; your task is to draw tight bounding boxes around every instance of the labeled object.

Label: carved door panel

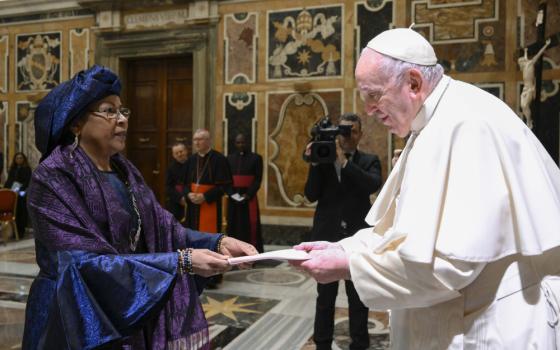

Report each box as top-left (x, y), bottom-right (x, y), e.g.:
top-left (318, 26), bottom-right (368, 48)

top-left (126, 55), bottom-right (193, 203)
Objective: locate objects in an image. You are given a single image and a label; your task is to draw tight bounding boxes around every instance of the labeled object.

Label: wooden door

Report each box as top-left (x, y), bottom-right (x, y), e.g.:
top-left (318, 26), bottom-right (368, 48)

top-left (126, 56), bottom-right (193, 203)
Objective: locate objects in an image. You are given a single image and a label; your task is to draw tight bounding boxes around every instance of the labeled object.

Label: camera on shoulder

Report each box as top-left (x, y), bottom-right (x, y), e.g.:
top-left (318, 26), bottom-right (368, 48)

top-left (304, 116), bottom-right (352, 163)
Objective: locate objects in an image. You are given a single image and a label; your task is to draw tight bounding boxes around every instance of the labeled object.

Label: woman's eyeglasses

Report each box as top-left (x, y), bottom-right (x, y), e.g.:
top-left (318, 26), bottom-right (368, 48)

top-left (90, 107), bottom-right (131, 121)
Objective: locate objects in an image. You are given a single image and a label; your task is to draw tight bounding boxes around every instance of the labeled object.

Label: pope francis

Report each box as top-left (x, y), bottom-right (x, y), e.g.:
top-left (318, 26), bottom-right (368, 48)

top-left (293, 28), bottom-right (560, 349)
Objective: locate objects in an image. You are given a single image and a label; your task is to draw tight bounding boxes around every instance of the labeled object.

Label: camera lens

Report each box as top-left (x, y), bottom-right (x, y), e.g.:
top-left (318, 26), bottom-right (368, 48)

top-left (317, 145), bottom-right (330, 158)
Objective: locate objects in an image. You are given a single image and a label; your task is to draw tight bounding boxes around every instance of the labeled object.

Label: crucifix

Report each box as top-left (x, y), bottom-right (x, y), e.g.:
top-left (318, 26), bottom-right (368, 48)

top-left (519, 1), bottom-right (559, 163)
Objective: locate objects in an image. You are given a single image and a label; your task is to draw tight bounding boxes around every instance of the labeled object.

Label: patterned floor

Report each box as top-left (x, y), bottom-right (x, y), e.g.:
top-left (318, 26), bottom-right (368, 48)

top-left (0, 240), bottom-right (389, 350)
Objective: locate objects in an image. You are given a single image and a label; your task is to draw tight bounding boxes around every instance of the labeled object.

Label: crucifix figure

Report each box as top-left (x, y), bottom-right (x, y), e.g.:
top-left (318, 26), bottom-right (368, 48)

top-left (518, 38), bottom-right (551, 129)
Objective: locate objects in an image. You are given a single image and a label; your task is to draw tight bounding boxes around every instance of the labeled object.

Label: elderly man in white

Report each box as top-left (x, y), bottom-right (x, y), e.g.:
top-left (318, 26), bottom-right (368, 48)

top-left (293, 28), bottom-right (560, 349)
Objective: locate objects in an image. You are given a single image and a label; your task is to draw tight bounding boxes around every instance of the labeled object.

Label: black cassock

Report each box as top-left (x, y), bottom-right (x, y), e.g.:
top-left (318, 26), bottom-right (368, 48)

top-left (164, 160), bottom-right (188, 221)
top-left (184, 149), bottom-right (231, 233)
top-left (226, 151), bottom-right (263, 252)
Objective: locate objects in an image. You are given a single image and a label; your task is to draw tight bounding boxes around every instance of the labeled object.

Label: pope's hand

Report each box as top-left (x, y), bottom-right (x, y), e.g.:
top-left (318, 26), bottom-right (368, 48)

top-left (294, 241), bottom-right (341, 251)
top-left (220, 237), bottom-right (259, 269)
top-left (191, 249), bottom-right (231, 277)
top-left (290, 246), bottom-right (351, 284)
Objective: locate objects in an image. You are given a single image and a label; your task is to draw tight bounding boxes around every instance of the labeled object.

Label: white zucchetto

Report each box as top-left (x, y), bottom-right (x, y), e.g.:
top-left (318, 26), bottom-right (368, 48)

top-left (366, 28), bottom-right (437, 66)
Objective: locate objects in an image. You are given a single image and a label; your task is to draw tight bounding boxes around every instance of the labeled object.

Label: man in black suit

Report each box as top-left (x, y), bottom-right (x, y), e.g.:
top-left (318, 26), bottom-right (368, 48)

top-left (165, 142), bottom-right (189, 222)
top-left (304, 113), bottom-right (382, 350)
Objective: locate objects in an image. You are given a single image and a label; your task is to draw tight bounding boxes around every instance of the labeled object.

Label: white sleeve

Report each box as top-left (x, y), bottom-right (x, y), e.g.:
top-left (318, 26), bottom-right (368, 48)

top-left (340, 233), bottom-right (485, 311)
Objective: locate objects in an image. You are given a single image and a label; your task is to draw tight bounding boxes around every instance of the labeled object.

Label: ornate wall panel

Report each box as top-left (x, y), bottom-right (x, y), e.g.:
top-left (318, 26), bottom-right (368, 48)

top-left (223, 92), bottom-right (256, 155)
top-left (474, 82), bottom-right (505, 100)
top-left (266, 90), bottom-right (342, 208)
top-left (16, 32), bottom-right (61, 92)
top-left (409, 0), bottom-right (505, 73)
top-left (355, 0), bottom-right (394, 59)
top-left (0, 35), bottom-right (7, 94)
top-left (17, 102), bottom-right (40, 169)
top-left (0, 102), bottom-right (6, 172)
top-left (70, 28), bottom-right (90, 76)
top-left (267, 5), bottom-right (343, 80)
top-left (224, 13), bottom-right (257, 84)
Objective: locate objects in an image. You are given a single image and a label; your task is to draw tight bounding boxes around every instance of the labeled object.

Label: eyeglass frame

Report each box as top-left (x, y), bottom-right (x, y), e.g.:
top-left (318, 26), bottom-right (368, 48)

top-left (89, 107), bottom-right (131, 121)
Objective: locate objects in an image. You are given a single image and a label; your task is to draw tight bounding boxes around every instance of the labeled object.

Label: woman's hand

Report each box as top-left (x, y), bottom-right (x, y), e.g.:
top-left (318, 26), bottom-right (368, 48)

top-left (220, 237), bottom-right (259, 257)
top-left (191, 249), bottom-right (231, 277)
top-left (220, 237), bottom-right (259, 269)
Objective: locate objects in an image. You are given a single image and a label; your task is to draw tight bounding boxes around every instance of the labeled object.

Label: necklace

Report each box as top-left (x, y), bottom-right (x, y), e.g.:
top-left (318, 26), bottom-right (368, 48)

top-left (111, 160), bottom-right (143, 252)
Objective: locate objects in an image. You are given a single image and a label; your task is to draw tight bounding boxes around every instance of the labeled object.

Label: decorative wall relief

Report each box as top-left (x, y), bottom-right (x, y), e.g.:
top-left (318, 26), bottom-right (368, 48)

top-left (0, 102), bottom-right (6, 173)
top-left (474, 82), bottom-right (505, 100)
top-left (17, 102), bottom-right (40, 169)
top-left (70, 28), bottom-right (90, 76)
top-left (224, 13), bottom-right (257, 84)
top-left (0, 35), bottom-right (7, 93)
top-left (16, 32), bottom-right (61, 92)
top-left (267, 90), bottom-right (342, 208)
top-left (409, 0), bottom-right (505, 73)
top-left (355, 0), bottom-right (394, 59)
top-left (267, 5), bottom-right (342, 80)
top-left (223, 92), bottom-right (256, 155)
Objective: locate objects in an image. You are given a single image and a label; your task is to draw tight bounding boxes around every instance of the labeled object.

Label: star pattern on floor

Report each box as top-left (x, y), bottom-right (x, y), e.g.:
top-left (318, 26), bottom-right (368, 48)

top-left (202, 296), bottom-right (262, 321)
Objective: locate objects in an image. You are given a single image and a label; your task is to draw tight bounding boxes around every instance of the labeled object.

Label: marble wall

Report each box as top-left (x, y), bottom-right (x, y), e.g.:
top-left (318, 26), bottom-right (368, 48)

top-left (0, 12), bottom-right (95, 173)
top-left (216, 0), bottom-right (560, 221)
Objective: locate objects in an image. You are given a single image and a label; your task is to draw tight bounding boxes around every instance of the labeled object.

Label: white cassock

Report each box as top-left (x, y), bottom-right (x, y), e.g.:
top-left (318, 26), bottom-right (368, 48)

top-left (340, 75), bottom-right (560, 349)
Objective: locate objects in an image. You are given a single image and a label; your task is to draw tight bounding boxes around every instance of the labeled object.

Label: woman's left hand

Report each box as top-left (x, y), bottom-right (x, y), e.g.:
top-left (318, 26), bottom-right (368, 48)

top-left (220, 237), bottom-right (259, 269)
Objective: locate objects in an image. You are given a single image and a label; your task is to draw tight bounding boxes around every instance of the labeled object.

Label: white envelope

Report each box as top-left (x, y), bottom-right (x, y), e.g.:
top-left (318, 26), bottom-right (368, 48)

top-left (227, 249), bottom-right (310, 265)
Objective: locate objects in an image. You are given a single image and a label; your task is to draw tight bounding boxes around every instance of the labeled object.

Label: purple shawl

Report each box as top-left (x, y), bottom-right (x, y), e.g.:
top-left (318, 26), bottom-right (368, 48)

top-left (27, 145), bottom-right (209, 349)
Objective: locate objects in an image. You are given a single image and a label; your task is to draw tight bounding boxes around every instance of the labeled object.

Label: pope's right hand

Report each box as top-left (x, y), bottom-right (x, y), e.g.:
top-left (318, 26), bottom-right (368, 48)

top-left (191, 249), bottom-right (231, 277)
top-left (293, 241), bottom-right (342, 252)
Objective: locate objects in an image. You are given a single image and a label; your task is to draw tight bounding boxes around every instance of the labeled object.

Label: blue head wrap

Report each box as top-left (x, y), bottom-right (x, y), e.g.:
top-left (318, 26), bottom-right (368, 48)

top-left (35, 65), bottom-right (121, 159)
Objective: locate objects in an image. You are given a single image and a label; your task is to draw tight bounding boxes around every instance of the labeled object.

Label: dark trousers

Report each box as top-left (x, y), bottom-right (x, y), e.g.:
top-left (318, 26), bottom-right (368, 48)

top-left (314, 280), bottom-right (370, 350)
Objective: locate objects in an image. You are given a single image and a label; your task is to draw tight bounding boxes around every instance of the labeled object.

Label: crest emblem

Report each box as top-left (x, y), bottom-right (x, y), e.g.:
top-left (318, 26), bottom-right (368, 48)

top-left (16, 32), bottom-right (61, 91)
top-left (268, 6), bottom-right (342, 79)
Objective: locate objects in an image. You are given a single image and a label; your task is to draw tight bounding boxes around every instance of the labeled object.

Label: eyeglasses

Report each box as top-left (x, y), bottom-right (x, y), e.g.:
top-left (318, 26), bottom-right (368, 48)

top-left (90, 107), bottom-right (131, 121)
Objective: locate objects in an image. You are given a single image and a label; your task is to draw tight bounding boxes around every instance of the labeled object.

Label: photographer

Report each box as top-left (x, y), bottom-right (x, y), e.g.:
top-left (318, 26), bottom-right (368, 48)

top-left (304, 113), bottom-right (382, 350)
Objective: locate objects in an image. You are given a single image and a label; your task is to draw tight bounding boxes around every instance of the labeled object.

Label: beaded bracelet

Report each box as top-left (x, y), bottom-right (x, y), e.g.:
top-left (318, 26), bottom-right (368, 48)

top-left (216, 234), bottom-right (226, 254)
top-left (177, 249), bottom-right (186, 275)
top-left (185, 248), bottom-right (195, 275)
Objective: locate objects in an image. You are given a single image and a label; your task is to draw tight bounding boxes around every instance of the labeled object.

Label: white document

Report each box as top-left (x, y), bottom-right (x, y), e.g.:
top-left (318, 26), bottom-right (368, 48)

top-left (231, 193), bottom-right (244, 202)
top-left (227, 249), bottom-right (310, 265)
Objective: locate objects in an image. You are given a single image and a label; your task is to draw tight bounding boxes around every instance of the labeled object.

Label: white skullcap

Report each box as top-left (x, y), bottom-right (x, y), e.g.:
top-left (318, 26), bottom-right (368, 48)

top-left (366, 28), bottom-right (437, 66)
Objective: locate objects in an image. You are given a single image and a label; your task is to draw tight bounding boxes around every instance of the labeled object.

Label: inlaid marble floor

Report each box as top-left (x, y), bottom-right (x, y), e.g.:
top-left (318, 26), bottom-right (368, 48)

top-left (0, 240), bottom-right (389, 350)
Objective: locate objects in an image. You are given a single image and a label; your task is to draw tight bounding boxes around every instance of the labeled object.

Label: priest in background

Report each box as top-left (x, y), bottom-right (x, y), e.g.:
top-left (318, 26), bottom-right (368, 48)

top-left (185, 128), bottom-right (232, 287)
top-left (165, 141), bottom-right (189, 222)
top-left (185, 128), bottom-right (231, 234)
top-left (293, 27), bottom-right (560, 349)
top-left (226, 133), bottom-right (264, 253)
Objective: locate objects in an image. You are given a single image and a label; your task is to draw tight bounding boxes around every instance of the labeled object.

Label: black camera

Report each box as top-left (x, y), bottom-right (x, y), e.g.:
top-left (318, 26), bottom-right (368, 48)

top-left (304, 117), bottom-right (352, 163)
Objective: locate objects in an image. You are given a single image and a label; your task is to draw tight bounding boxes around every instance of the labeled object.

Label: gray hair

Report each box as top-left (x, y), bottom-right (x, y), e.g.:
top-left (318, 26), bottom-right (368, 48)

top-left (376, 52), bottom-right (444, 90)
top-left (361, 48), bottom-right (444, 90)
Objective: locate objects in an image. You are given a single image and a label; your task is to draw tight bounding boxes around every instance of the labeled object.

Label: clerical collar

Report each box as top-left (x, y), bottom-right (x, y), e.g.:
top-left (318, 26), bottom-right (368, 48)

top-left (410, 75), bottom-right (450, 133)
top-left (197, 149), bottom-right (211, 157)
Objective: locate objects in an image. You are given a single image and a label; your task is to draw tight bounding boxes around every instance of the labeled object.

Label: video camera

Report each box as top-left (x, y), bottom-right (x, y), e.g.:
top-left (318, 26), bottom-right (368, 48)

top-left (304, 117), bottom-right (352, 163)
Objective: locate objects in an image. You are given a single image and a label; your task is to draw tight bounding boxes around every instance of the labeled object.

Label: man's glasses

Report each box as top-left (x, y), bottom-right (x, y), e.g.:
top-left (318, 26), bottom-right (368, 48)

top-left (90, 107), bottom-right (131, 121)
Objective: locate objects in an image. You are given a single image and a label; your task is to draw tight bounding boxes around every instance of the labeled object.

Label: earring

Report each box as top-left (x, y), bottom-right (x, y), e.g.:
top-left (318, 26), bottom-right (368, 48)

top-left (70, 133), bottom-right (80, 158)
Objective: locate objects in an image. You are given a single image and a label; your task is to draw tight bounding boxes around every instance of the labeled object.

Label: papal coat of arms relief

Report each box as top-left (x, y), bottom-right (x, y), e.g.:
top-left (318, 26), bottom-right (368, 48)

top-left (16, 32), bottom-right (61, 91)
top-left (268, 6), bottom-right (342, 80)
